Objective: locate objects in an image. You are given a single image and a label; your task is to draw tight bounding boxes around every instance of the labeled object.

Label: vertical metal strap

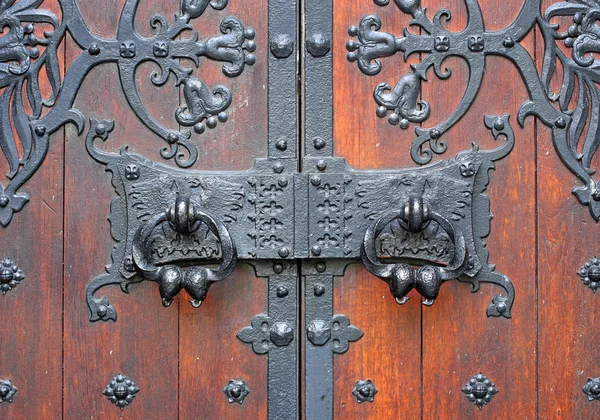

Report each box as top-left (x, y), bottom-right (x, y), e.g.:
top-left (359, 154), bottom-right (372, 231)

top-left (305, 274), bottom-right (333, 420)
top-left (304, 0), bottom-right (333, 157)
top-left (269, 0), bottom-right (298, 159)
top-left (266, 263), bottom-right (299, 420)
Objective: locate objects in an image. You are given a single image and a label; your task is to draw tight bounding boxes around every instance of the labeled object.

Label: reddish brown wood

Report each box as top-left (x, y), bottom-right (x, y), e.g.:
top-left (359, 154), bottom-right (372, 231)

top-left (332, 2), bottom-right (422, 418)
top-left (420, 1), bottom-right (536, 418)
top-left (62, 1), bottom-right (179, 418)
top-left (179, 266), bottom-right (268, 419)
top-left (537, 2), bottom-right (600, 418)
top-left (177, 1), bottom-right (269, 417)
top-left (0, 1), bottom-right (63, 418)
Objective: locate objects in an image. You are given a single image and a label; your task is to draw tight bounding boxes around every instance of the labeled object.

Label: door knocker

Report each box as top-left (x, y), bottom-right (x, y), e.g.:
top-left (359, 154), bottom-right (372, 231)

top-left (361, 196), bottom-right (469, 306)
top-left (132, 195), bottom-right (237, 308)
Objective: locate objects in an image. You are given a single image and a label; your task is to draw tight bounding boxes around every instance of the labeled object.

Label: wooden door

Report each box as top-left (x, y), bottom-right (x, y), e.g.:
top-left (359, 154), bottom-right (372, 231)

top-left (1, 0), bottom-right (600, 419)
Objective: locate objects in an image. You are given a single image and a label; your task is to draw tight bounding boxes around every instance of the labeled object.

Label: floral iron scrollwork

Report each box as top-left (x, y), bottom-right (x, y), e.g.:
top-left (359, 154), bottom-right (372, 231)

top-left (0, 0), bottom-right (255, 227)
top-left (347, 0), bottom-right (600, 220)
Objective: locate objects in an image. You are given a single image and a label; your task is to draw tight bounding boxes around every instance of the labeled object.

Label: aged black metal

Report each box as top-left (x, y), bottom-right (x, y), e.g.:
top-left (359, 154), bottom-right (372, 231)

top-left (583, 377), bottom-right (600, 401)
top-left (346, 0), bottom-right (600, 221)
top-left (0, 257), bottom-right (24, 294)
top-left (352, 380), bottom-right (378, 403)
top-left (0, 379), bottom-right (17, 404)
top-left (3, 0), bottom-right (594, 418)
top-left (578, 256), bottom-right (600, 293)
top-left (0, 0), bottom-right (255, 227)
top-left (223, 379), bottom-right (249, 404)
top-left (462, 373), bottom-right (498, 409)
top-left (103, 374), bottom-right (139, 410)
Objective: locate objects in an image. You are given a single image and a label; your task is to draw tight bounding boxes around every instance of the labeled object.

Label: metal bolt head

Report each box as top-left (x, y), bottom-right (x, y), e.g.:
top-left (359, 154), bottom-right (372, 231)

top-left (314, 283), bottom-right (325, 296)
top-left (278, 247), bottom-right (290, 258)
top-left (34, 125), bottom-right (46, 136)
top-left (307, 320), bottom-right (331, 346)
top-left (316, 160), bottom-right (327, 171)
top-left (503, 36), bottom-right (514, 48)
top-left (316, 262), bottom-right (326, 273)
top-left (555, 117), bottom-right (567, 129)
top-left (273, 162), bottom-right (284, 173)
top-left (311, 245), bottom-right (322, 256)
top-left (270, 322), bottom-right (294, 346)
top-left (273, 263), bottom-right (284, 274)
top-left (276, 138), bottom-right (288, 151)
top-left (88, 44), bottom-right (100, 55)
top-left (310, 176), bottom-right (321, 187)
top-left (270, 34), bottom-right (294, 58)
top-left (276, 286), bottom-right (289, 298)
top-left (278, 177), bottom-right (288, 187)
top-left (306, 33), bottom-right (331, 57)
top-left (313, 137), bottom-right (326, 150)
top-left (0, 196), bottom-right (8, 208)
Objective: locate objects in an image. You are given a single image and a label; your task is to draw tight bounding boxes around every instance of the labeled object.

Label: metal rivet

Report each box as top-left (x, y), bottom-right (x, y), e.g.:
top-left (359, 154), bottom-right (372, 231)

top-left (167, 133), bottom-right (178, 144)
top-left (273, 263), bottom-right (284, 274)
top-left (311, 245), bottom-right (322, 256)
top-left (314, 284), bottom-right (325, 296)
top-left (306, 33), bottom-right (331, 57)
top-left (276, 138), bottom-right (288, 151)
top-left (429, 129), bottom-right (440, 139)
top-left (34, 125), bottom-right (46, 136)
top-left (278, 247), bottom-right (290, 258)
top-left (310, 176), bottom-right (321, 186)
top-left (313, 137), bottom-right (326, 150)
top-left (503, 36), bottom-right (514, 48)
top-left (494, 118), bottom-right (505, 131)
top-left (278, 177), bottom-right (288, 187)
top-left (0, 196), bottom-right (8, 208)
top-left (270, 34), bottom-right (294, 58)
top-left (273, 163), bottom-right (284, 173)
top-left (88, 44), bottom-right (100, 55)
top-left (276, 286), bottom-right (289, 297)
top-left (316, 262), bottom-right (326, 273)
top-left (555, 117), bottom-right (567, 128)
top-left (316, 160), bottom-right (327, 171)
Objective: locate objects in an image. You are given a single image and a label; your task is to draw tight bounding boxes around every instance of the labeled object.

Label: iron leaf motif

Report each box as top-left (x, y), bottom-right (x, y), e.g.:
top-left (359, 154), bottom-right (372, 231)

top-left (0, 0), bottom-right (255, 226)
top-left (346, 0), bottom-right (600, 220)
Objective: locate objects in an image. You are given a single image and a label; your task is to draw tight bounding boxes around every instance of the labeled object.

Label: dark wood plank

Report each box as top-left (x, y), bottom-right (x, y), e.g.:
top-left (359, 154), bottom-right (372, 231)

top-left (421, 0), bottom-right (536, 418)
top-left (179, 266), bottom-right (268, 419)
top-left (537, 2), bottom-right (600, 417)
top-left (0, 0), bottom-right (63, 417)
top-left (63, 1), bottom-right (179, 418)
top-left (333, 2), bottom-right (422, 418)
top-left (176, 1), bottom-right (269, 418)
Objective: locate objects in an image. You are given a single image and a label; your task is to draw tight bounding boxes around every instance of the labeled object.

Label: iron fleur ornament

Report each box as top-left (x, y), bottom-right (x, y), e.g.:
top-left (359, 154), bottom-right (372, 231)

top-left (583, 377), bottom-right (600, 401)
top-left (103, 374), bottom-right (139, 409)
top-left (0, 379), bottom-right (17, 404)
top-left (223, 379), bottom-right (249, 404)
top-left (578, 256), bottom-right (600, 292)
top-left (0, 257), bottom-right (24, 294)
top-left (0, 0), bottom-right (255, 226)
top-left (347, 0), bottom-right (600, 221)
top-left (462, 373), bottom-right (498, 409)
top-left (352, 380), bottom-right (378, 403)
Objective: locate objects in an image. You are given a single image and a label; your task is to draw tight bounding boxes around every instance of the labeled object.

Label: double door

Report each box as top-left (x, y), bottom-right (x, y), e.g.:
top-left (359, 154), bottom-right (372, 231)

top-left (1, 0), bottom-right (599, 418)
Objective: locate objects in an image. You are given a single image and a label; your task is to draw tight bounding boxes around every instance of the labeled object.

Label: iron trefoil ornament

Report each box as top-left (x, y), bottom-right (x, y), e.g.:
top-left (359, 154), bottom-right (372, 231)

top-left (0, 0), bottom-right (255, 226)
top-left (347, 0), bottom-right (600, 220)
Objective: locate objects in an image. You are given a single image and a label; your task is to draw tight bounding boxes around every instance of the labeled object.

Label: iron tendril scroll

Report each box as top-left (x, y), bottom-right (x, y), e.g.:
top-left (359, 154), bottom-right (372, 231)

top-left (0, 0), bottom-right (255, 226)
top-left (347, 0), bottom-right (600, 220)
